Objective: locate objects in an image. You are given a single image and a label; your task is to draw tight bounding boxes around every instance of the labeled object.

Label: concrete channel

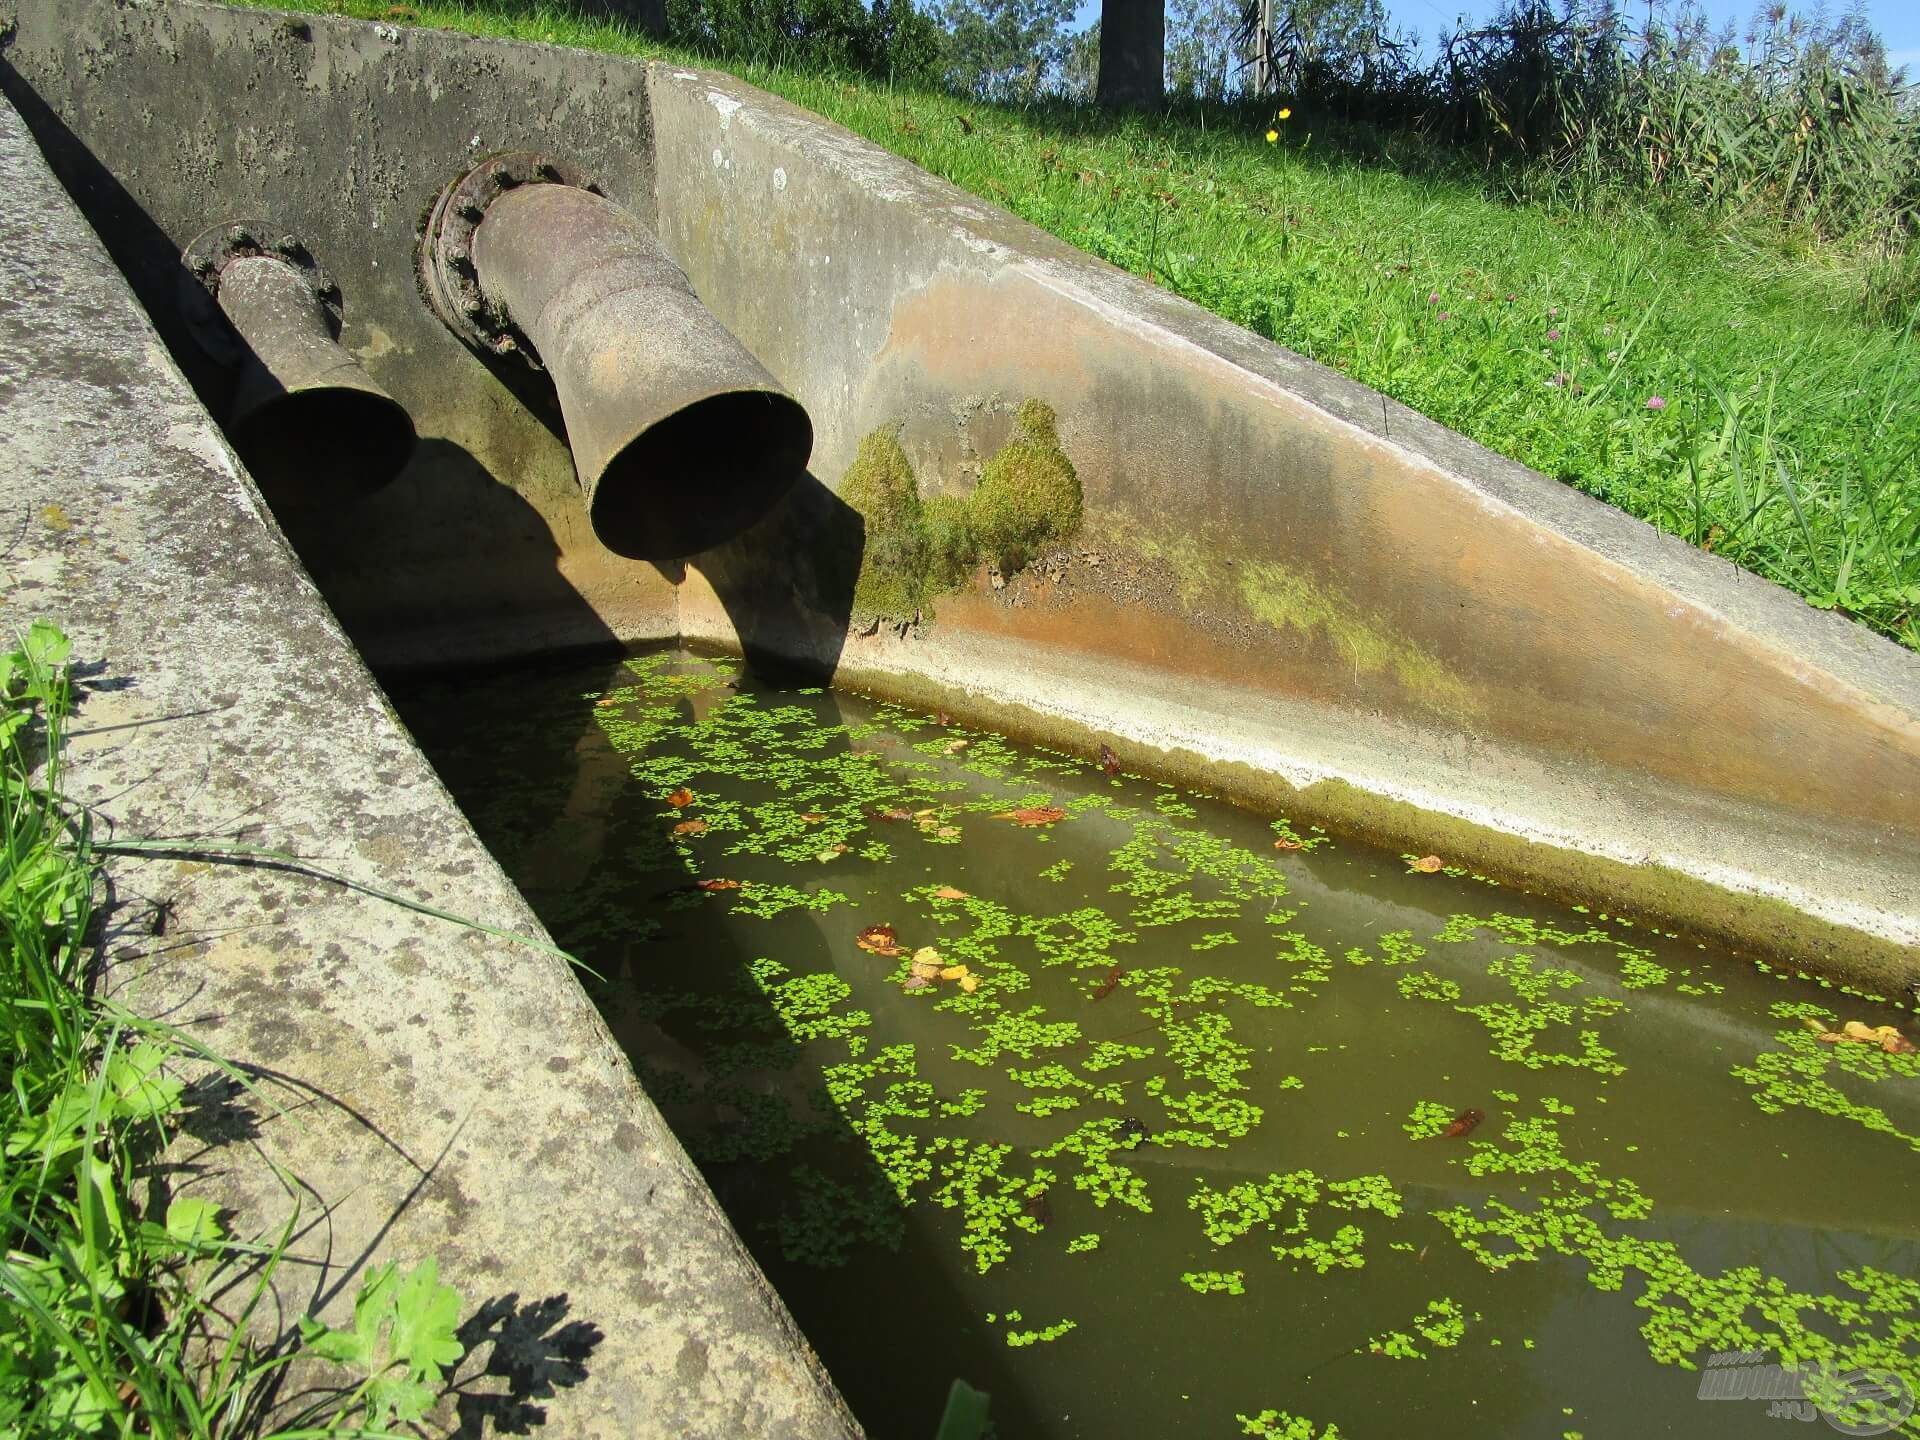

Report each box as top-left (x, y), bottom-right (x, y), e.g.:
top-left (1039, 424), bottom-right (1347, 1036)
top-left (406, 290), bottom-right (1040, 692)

top-left (2, 0), bottom-right (1917, 1430)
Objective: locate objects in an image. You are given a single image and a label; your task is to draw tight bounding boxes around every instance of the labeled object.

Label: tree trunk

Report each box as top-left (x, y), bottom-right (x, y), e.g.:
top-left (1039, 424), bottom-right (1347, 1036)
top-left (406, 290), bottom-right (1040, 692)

top-left (1097, 0), bottom-right (1165, 108)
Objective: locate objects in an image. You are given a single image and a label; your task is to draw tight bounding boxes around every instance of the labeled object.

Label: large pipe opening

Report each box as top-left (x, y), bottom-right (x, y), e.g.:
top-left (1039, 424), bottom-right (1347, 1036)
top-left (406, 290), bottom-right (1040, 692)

top-left (418, 154), bottom-right (812, 560)
top-left (182, 225), bottom-right (415, 506)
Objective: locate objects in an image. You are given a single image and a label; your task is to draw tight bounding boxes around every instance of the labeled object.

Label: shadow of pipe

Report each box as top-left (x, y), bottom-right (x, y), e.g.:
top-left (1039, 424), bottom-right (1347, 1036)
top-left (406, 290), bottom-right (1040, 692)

top-left (688, 470), bottom-right (863, 685)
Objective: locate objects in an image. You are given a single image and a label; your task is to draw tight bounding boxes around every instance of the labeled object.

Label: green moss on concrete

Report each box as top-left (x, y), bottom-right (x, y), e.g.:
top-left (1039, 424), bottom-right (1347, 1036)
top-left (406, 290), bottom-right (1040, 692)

top-left (970, 400), bottom-right (1082, 573)
top-left (841, 402), bottom-right (1082, 620)
top-left (842, 429), bottom-right (930, 619)
top-left (1237, 561), bottom-right (1475, 716)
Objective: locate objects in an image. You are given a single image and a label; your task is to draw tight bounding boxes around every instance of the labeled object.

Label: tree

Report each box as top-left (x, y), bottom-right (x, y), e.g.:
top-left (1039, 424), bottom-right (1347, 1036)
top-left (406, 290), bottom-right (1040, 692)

top-left (938, 0), bottom-right (1078, 99)
top-left (1098, 0), bottom-right (1166, 106)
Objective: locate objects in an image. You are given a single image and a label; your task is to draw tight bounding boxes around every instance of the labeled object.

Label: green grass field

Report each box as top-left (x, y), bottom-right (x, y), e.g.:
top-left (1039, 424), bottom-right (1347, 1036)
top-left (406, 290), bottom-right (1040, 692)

top-left (235, 0), bottom-right (1920, 652)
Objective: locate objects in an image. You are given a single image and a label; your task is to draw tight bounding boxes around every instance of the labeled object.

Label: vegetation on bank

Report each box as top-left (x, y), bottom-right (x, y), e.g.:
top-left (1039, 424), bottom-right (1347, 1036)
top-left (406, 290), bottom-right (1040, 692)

top-left (0, 622), bottom-right (467, 1434)
top-left (227, 0), bottom-right (1917, 651)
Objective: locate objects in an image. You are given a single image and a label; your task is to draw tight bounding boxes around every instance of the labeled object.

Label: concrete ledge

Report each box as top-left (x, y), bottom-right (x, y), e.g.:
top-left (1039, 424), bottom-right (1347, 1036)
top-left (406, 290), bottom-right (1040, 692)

top-left (0, 92), bottom-right (857, 1438)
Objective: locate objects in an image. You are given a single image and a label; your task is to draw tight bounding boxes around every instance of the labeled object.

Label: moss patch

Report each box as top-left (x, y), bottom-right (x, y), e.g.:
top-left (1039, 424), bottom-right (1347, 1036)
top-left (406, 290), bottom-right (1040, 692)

top-left (970, 401), bottom-right (1082, 572)
top-left (840, 402), bottom-right (1083, 621)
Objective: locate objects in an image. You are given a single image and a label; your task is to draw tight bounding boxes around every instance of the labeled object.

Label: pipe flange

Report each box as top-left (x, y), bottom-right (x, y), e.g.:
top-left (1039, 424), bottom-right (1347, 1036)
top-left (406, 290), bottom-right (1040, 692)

top-left (417, 151), bottom-right (603, 368)
top-left (180, 221), bottom-right (341, 365)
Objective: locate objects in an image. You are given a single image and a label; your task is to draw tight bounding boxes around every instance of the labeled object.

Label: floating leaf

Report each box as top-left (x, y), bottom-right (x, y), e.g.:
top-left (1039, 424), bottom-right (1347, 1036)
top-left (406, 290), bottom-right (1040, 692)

top-left (903, 974), bottom-right (935, 991)
top-left (939, 965), bottom-right (970, 981)
top-left (937, 710), bottom-right (954, 725)
top-left (1093, 965), bottom-right (1124, 1001)
top-left (672, 819), bottom-right (708, 836)
top-left (910, 947), bottom-right (944, 980)
top-left (936, 825), bottom-right (962, 839)
top-left (667, 787), bottom-right (695, 808)
top-left (995, 806), bottom-right (1067, 827)
top-left (932, 886), bottom-right (970, 900)
top-left (1440, 1107), bottom-right (1484, 1139)
top-left (945, 739), bottom-right (970, 753)
top-left (1409, 855), bottom-right (1444, 873)
top-left (594, 696), bottom-right (617, 708)
top-left (857, 924), bottom-right (906, 957)
top-left (914, 809), bottom-right (937, 819)
top-left (1274, 837), bottom-right (1304, 851)
top-left (1098, 743), bottom-right (1121, 776)
top-left (800, 811), bottom-right (826, 823)
top-left (695, 879), bottom-right (742, 892)
top-left (875, 807), bottom-right (914, 821)
top-left (958, 974), bottom-right (981, 993)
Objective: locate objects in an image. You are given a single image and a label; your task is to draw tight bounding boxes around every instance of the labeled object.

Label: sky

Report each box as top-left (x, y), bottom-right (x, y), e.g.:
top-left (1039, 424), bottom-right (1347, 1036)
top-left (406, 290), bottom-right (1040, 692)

top-left (1066, 0), bottom-right (1920, 72)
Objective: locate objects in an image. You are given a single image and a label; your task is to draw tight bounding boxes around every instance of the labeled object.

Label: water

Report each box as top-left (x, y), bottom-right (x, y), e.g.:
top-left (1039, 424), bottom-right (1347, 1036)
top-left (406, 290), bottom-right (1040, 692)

top-left (392, 647), bottom-right (1920, 1439)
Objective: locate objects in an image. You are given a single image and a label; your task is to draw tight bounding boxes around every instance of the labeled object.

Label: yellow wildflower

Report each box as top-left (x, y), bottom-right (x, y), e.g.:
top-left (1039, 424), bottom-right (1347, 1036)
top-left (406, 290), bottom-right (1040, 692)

top-left (1265, 129), bottom-right (1278, 143)
top-left (1278, 107), bottom-right (1292, 119)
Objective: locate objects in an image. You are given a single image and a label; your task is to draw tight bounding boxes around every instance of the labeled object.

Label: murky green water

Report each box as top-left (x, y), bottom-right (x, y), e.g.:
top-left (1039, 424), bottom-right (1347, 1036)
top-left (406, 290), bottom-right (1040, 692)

top-left (393, 647), bottom-right (1920, 1440)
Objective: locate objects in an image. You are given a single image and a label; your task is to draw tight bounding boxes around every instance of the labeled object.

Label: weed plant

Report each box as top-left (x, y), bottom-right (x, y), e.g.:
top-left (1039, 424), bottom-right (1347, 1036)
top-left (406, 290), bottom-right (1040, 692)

top-left (1, 622), bottom-right (466, 1436)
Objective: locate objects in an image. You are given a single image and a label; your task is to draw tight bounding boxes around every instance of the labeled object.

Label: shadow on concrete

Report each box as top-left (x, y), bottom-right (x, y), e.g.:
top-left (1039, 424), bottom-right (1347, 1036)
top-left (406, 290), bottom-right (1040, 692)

top-left (452, 1292), bottom-right (605, 1437)
top-left (282, 437), bottom-right (627, 674)
top-left (691, 471), bottom-right (863, 685)
top-left (0, 56), bottom-right (234, 410)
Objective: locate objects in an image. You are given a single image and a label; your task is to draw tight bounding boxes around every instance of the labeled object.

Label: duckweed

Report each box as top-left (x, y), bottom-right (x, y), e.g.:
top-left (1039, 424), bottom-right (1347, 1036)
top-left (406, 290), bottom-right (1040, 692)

top-left (398, 648), bottom-right (1920, 1440)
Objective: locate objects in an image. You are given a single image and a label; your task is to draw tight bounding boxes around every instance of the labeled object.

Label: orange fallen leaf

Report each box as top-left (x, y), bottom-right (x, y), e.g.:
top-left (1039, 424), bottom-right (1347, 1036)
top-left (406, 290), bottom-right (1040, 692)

top-left (672, 819), bottom-right (708, 836)
top-left (695, 878), bottom-right (741, 892)
top-left (1098, 743), bottom-right (1121, 776)
top-left (594, 696), bottom-right (618, 708)
top-left (667, 788), bottom-right (695, 809)
top-left (1875, 1025), bottom-right (1918, 1054)
top-left (932, 886), bottom-right (969, 900)
top-left (857, 924), bottom-right (906, 957)
top-left (875, 807), bottom-right (913, 821)
top-left (1273, 837), bottom-right (1304, 851)
top-left (935, 825), bottom-right (962, 839)
top-left (800, 811), bottom-right (826, 823)
top-left (1409, 855), bottom-right (1444, 873)
top-left (996, 806), bottom-right (1067, 827)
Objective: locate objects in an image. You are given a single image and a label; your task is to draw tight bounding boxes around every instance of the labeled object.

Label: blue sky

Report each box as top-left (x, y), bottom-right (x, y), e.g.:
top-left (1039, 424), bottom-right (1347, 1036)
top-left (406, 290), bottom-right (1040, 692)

top-left (1067, 0), bottom-right (1920, 72)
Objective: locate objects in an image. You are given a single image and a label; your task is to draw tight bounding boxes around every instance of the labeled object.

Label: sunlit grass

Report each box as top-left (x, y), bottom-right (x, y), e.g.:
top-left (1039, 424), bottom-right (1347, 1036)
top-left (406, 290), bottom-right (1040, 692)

top-left (228, 0), bottom-right (1920, 651)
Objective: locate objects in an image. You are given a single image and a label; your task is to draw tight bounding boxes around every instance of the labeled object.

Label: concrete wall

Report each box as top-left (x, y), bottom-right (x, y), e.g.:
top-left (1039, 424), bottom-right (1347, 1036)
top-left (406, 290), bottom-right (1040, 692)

top-left (4, 0), bottom-right (1916, 982)
top-left (0, 87), bottom-right (857, 1437)
top-left (1, 0), bottom-right (680, 667)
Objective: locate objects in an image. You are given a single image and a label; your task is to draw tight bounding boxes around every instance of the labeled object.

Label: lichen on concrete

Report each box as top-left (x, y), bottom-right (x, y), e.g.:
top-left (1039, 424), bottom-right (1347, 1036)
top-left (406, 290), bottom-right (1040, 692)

top-left (1237, 559), bottom-right (1475, 716)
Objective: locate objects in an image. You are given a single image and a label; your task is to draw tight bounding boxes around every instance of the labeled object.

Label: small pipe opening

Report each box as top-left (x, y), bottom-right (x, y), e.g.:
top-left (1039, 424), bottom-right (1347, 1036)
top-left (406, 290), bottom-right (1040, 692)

top-left (588, 390), bottom-right (812, 560)
top-left (229, 389), bottom-right (417, 508)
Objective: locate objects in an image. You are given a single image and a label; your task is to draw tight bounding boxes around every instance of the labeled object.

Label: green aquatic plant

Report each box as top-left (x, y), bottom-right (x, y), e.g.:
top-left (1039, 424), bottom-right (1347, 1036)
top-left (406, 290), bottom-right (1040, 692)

top-left (1238, 1409), bottom-right (1344, 1438)
top-left (1364, 1298), bottom-right (1467, 1358)
top-left (1181, 1269), bottom-right (1247, 1295)
top-left (1004, 1317), bottom-right (1077, 1347)
top-left (1732, 1011), bottom-right (1920, 1152)
top-left (1402, 1100), bottom-right (1455, 1139)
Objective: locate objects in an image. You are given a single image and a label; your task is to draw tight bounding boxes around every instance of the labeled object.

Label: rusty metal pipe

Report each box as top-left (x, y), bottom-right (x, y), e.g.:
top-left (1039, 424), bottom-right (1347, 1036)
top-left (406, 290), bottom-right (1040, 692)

top-left (210, 254), bottom-right (416, 505)
top-left (421, 156), bottom-right (810, 560)
top-left (181, 225), bottom-right (414, 506)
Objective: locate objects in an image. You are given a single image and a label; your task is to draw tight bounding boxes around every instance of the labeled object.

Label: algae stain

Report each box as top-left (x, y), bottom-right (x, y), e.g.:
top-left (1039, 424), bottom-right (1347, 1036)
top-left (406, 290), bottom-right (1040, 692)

top-left (841, 400), bottom-right (1083, 623)
top-left (1237, 560), bottom-right (1475, 716)
top-left (41, 503), bottom-right (72, 532)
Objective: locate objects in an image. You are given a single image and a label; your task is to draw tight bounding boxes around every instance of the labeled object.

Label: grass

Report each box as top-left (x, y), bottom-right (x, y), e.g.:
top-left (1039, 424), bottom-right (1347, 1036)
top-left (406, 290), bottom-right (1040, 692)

top-left (0, 621), bottom-right (469, 1435)
top-left (228, 0), bottom-right (1919, 651)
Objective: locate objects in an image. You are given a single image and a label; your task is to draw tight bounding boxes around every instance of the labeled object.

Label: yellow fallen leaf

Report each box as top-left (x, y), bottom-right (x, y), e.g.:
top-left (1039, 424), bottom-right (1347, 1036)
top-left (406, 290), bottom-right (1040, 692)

top-left (958, 974), bottom-right (980, 993)
top-left (932, 886), bottom-right (969, 900)
top-left (1842, 1021), bottom-right (1879, 1043)
top-left (939, 965), bottom-right (969, 981)
top-left (1409, 855), bottom-right (1443, 873)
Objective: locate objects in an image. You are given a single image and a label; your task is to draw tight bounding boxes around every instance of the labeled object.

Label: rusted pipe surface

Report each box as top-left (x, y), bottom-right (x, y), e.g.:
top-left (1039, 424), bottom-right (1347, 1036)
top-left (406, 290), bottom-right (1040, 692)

top-left (180, 223), bottom-right (414, 505)
top-left (456, 171), bottom-right (810, 559)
